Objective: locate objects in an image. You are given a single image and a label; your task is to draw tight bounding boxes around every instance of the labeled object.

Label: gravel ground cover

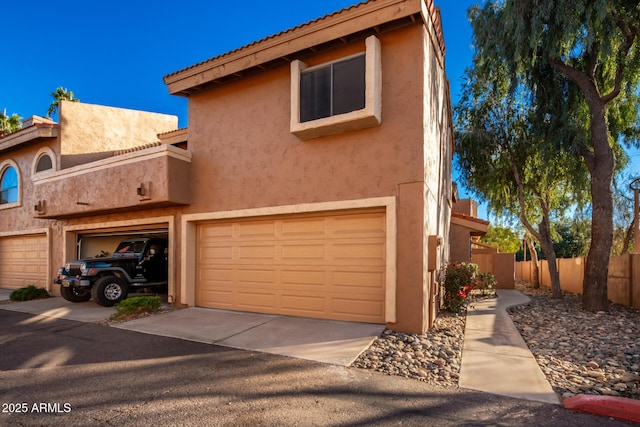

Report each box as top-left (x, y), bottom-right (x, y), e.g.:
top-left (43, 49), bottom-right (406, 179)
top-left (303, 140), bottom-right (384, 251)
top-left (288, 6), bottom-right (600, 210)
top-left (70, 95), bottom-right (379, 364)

top-left (509, 281), bottom-right (640, 400)
top-left (353, 281), bottom-right (639, 403)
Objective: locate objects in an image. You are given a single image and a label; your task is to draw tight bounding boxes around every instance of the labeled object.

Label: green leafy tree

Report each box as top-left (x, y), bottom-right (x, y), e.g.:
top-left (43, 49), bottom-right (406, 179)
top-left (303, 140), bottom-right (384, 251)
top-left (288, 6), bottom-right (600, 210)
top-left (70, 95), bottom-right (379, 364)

top-left (455, 61), bottom-right (588, 298)
top-left (468, 1), bottom-right (640, 312)
top-left (0, 109), bottom-right (22, 136)
top-left (47, 87), bottom-right (79, 118)
top-left (480, 225), bottom-right (522, 253)
top-left (553, 221), bottom-right (590, 258)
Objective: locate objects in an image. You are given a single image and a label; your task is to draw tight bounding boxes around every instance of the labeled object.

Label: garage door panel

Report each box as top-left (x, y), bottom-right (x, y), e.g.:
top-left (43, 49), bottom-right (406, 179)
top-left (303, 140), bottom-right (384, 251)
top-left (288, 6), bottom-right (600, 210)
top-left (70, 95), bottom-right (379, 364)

top-left (199, 245), bottom-right (234, 261)
top-left (200, 223), bottom-right (234, 238)
top-left (236, 268), bottom-right (277, 284)
top-left (237, 222), bottom-right (277, 239)
top-left (199, 289), bottom-right (233, 307)
top-left (280, 269), bottom-right (325, 287)
top-left (331, 213), bottom-right (386, 235)
top-left (196, 209), bottom-right (385, 323)
top-left (280, 294), bottom-right (326, 314)
top-left (281, 243), bottom-right (325, 261)
top-left (199, 266), bottom-right (233, 282)
top-left (332, 242), bottom-right (385, 263)
top-left (281, 217), bottom-right (327, 237)
top-left (236, 291), bottom-right (276, 310)
top-left (332, 270), bottom-right (385, 289)
top-left (0, 235), bottom-right (48, 289)
top-left (332, 298), bottom-right (384, 322)
top-left (237, 244), bottom-right (276, 260)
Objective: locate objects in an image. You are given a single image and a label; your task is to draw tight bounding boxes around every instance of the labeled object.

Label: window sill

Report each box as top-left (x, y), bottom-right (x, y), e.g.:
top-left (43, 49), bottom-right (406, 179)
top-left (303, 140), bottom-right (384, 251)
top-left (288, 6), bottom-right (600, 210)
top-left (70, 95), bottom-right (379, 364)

top-left (0, 202), bottom-right (21, 211)
top-left (291, 108), bottom-right (381, 140)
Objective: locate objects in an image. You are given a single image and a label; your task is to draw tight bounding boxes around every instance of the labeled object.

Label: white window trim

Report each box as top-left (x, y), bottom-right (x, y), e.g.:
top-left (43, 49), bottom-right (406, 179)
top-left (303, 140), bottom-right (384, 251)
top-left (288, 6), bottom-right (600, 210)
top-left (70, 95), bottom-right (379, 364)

top-left (0, 159), bottom-right (21, 210)
top-left (32, 146), bottom-right (57, 176)
top-left (290, 35), bottom-right (382, 140)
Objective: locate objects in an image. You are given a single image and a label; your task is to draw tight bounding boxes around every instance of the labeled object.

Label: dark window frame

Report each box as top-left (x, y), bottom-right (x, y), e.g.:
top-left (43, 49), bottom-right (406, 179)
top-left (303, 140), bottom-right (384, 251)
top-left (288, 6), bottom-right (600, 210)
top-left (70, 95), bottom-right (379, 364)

top-left (299, 53), bottom-right (366, 123)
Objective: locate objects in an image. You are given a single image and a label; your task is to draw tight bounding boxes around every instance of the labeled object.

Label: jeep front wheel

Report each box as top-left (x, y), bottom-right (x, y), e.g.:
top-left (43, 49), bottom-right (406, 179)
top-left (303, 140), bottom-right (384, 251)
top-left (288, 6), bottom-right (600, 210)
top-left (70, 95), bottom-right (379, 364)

top-left (91, 276), bottom-right (128, 307)
top-left (60, 286), bottom-right (91, 303)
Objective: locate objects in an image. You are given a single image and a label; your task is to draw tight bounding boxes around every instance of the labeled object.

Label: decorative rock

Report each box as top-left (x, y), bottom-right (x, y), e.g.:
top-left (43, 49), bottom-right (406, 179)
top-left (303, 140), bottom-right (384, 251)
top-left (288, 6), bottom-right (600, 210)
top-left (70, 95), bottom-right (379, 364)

top-left (352, 280), bottom-right (640, 402)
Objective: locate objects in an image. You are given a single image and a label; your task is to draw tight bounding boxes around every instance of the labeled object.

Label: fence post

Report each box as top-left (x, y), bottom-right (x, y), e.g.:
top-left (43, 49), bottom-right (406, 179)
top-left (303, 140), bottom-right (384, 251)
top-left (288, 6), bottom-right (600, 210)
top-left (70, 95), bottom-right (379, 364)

top-left (632, 254), bottom-right (640, 309)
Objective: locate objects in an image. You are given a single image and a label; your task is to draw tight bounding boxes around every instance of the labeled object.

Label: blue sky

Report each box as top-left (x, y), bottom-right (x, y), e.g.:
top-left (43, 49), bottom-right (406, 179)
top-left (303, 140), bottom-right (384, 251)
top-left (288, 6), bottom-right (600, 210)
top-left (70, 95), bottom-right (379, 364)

top-left (1, 0), bottom-right (479, 205)
top-left (1, 1), bottom-right (475, 122)
top-left (4, 1), bottom-right (636, 220)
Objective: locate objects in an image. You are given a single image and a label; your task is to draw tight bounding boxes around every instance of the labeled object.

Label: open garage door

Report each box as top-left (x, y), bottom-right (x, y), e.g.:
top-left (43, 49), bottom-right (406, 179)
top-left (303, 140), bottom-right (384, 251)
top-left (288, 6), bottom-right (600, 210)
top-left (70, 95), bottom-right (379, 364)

top-left (0, 234), bottom-right (48, 289)
top-left (196, 208), bottom-right (386, 324)
top-left (77, 229), bottom-right (168, 259)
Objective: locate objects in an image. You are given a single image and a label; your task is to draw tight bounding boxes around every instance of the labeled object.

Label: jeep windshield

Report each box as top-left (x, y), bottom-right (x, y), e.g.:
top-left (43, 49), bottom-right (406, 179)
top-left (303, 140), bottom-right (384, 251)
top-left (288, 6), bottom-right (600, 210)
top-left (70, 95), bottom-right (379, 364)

top-left (112, 240), bottom-right (147, 257)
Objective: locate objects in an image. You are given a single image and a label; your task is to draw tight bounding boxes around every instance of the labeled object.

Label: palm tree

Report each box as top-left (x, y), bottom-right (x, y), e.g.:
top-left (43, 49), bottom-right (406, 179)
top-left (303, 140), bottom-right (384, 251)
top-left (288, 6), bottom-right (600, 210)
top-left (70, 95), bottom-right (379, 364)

top-left (0, 109), bottom-right (22, 136)
top-left (47, 87), bottom-right (79, 117)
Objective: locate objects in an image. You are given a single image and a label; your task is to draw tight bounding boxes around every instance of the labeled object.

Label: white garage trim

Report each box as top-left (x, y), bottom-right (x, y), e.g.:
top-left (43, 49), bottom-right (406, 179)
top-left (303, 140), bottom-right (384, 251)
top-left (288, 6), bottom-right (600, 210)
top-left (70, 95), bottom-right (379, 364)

top-left (62, 216), bottom-right (176, 302)
top-left (182, 197), bottom-right (397, 323)
top-left (0, 227), bottom-right (51, 291)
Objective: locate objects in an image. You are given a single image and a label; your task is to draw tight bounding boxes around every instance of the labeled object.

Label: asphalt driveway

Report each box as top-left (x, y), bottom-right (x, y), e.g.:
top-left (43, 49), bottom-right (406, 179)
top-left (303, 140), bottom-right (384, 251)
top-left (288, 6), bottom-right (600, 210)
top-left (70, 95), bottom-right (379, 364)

top-left (0, 309), bottom-right (632, 426)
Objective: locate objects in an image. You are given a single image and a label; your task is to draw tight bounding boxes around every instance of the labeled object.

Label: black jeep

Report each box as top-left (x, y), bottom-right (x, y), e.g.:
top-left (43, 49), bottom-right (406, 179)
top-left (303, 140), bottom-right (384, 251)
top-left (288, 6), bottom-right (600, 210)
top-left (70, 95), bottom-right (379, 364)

top-left (55, 237), bottom-right (168, 307)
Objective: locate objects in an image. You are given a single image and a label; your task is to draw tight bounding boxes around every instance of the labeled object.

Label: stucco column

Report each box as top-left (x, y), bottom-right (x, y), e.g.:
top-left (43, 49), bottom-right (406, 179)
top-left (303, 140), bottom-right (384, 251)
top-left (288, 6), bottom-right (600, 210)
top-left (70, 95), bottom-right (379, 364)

top-left (389, 182), bottom-right (427, 333)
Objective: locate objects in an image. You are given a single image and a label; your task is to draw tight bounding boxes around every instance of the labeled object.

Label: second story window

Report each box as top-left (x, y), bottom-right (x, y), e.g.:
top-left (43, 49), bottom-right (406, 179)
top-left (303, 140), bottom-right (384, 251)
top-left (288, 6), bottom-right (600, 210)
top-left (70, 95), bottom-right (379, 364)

top-left (300, 54), bottom-right (366, 123)
top-left (0, 165), bottom-right (18, 205)
top-left (291, 35), bottom-right (382, 140)
top-left (35, 154), bottom-right (53, 172)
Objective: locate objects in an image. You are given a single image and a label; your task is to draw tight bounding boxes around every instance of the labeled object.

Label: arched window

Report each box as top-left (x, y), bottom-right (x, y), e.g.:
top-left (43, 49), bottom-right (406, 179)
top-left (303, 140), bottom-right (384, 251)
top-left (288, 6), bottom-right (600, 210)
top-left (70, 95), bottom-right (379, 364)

top-left (0, 165), bottom-right (18, 204)
top-left (32, 147), bottom-right (57, 176)
top-left (35, 154), bottom-right (53, 172)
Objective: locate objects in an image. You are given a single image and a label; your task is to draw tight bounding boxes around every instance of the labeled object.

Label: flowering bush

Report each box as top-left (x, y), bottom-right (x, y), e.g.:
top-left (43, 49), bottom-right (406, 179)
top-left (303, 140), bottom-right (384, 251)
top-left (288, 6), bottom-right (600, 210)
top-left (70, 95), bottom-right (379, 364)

top-left (443, 262), bottom-right (479, 314)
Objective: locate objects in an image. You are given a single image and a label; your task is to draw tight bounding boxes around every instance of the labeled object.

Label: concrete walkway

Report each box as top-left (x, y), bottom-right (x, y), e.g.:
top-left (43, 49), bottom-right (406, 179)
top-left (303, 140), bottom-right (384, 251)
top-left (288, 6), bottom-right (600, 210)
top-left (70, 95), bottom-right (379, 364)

top-left (459, 289), bottom-right (560, 404)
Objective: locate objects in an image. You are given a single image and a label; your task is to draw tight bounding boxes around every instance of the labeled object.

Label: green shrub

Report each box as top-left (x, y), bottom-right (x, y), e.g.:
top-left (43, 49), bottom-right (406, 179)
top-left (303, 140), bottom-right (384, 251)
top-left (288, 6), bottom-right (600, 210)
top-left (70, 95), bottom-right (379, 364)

top-left (476, 272), bottom-right (497, 296)
top-left (9, 285), bottom-right (50, 301)
top-left (443, 262), bottom-right (478, 314)
top-left (111, 296), bottom-right (161, 320)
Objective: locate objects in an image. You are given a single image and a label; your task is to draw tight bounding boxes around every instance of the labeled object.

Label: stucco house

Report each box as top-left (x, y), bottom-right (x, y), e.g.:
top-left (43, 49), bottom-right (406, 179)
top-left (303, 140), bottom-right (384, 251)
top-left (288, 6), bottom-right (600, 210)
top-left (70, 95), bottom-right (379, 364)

top-left (0, 0), bottom-right (453, 334)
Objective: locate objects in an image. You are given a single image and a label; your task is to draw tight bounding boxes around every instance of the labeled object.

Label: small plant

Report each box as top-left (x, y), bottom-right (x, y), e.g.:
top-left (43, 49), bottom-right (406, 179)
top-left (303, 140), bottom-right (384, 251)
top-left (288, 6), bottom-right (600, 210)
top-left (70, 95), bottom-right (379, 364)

top-left (442, 262), bottom-right (478, 314)
top-left (9, 285), bottom-right (50, 301)
top-left (110, 296), bottom-right (161, 320)
top-left (476, 272), bottom-right (497, 297)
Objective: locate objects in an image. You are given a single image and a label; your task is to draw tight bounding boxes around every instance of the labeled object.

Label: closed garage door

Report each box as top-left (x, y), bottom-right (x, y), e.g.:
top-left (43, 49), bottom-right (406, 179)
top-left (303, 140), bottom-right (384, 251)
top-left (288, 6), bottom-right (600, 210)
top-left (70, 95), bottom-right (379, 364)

top-left (0, 234), bottom-right (48, 289)
top-left (197, 209), bottom-right (386, 323)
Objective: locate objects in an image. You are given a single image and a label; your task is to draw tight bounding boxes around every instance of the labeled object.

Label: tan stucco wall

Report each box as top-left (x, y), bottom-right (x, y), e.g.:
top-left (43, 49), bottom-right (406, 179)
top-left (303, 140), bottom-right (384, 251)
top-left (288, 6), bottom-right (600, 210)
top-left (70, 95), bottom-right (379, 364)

top-left (421, 22), bottom-right (453, 329)
top-left (33, 145), bottom-right (191, 218)
top-left (452, 199), bottom-right (478, 217)
top-left (186, 28), bottom-right (424, 213)
top-left (449, 224), bottom-right (471, 262)
top-left (1, 20), bottom-right (453, 334)
top-left (0, 142), bottom-right (59, 233)
top-left (58, 101), bottom-right (178, 168)
top-left (184, 24), bottom-right (449, 333)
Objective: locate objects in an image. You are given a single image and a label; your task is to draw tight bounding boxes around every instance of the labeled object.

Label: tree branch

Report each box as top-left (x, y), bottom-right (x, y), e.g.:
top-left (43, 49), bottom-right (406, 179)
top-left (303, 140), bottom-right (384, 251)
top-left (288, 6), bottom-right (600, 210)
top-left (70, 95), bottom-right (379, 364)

top-left (600, 5), bottom-right (637, 103)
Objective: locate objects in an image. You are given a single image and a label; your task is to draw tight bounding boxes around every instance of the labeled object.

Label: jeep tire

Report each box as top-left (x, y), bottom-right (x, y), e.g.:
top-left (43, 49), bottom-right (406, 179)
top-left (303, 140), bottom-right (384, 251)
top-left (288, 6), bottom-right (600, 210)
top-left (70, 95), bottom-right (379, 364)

top-left (91, 275), bottom-right (128, 307)
top-left (60, 286), bottom-right (92, 303)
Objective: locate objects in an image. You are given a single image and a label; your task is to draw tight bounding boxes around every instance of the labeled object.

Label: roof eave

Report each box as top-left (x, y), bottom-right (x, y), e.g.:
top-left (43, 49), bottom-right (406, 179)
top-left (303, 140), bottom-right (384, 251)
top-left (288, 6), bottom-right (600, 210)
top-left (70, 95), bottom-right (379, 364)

top-left (0, 124), bottom-right (58, 153)
top-left (164, 0), bottom-right (429, 96)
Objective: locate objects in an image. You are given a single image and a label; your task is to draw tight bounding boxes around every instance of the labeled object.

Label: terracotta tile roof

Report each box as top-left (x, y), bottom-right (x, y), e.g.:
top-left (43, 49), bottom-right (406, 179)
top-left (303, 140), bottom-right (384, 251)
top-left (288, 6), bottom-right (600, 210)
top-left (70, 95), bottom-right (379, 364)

top-left (164, 0), bottom-right (447, 95)
top-left (112, 141), bottom-right (162, 156)
top-left (163, 1), bottom-right (369, 81)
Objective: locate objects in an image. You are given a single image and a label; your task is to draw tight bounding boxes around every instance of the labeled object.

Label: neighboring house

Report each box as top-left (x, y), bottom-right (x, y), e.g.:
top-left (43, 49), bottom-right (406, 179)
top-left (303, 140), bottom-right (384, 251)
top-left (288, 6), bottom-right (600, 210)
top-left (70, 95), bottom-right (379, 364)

top-left (0, 0), bottom-right (453, 334)
top-left (450, 197), bottom-right (515, 289)
top-left (450, 198), bottom-right (489, 263)
top-left (0, 101), bottom-right (183, 290)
